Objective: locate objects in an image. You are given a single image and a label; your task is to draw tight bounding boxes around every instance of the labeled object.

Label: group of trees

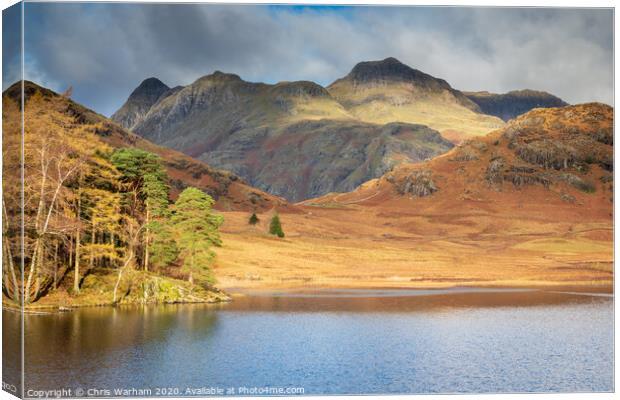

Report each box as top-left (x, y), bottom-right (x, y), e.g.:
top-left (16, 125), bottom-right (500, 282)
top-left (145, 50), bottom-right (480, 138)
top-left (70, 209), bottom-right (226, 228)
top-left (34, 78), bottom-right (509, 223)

top-left (248, 212), bottom-right (284, 238)
top-left (2, 93), bottom-right (222, 304)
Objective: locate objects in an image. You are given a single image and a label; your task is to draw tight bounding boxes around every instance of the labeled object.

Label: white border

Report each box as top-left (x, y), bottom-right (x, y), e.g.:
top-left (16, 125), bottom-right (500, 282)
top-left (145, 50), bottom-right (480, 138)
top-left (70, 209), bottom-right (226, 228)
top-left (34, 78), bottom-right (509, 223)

top-left (0, 2), bottom-right (615, 400)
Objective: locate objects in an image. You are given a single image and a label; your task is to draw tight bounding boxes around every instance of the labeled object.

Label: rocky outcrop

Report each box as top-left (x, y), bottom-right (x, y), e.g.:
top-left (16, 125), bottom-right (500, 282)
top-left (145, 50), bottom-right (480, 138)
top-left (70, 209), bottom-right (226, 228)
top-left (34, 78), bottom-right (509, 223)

top-left (451, 140), bottom-right (488, 161)
top-left (388, 169), bottom-right (438, 197)
top-left (485, 103), bottom-right (612, 192)
top-left (558, 173), bottom-right (596, 193)
top-left (464, 89), bottom-right (568, 121)
top-left (505, 105), bottom-right (613, 173)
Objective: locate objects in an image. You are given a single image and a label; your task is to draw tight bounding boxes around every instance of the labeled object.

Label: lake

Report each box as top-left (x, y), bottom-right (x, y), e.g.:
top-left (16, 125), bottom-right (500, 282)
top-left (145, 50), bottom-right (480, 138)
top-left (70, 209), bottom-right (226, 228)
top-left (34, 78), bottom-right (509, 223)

top-left (4, 288), bottom-right (614, 396)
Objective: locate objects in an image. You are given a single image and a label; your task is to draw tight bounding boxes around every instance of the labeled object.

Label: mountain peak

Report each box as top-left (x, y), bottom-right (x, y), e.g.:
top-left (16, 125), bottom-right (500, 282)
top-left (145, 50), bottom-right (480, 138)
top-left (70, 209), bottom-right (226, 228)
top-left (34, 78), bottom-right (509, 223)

top-left (111, 77), bottom-right (171, 130)
top-left (129, 77), bottom-right (170, 100)
top-left (343, 57), bottom-right (444, 87)
top-left (200, 71), bottom-right (243, 83)
top-left (373, 57), bottom-right (404, 66)
top-left (270, 80), bottom-right (330, 98)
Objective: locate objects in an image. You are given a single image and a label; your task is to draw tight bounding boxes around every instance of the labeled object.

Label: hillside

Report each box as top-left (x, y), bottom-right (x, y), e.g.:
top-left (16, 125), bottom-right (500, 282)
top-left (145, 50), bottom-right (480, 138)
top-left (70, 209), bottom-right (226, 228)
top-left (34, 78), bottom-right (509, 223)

top-left (5, 81), bottom-right (288, 212)
top-left (310, 102), bottom-right (612, 214)
top-left (327, 57), bottom-right (505, 142)
top-left (113, 72), bottom-right (454, 201)
top-left (212, 103), bottom-right (613, 290)
top-left (464, 89), bottom-right (569, 121)
top-left (3, 81), bottom-right (244, 307)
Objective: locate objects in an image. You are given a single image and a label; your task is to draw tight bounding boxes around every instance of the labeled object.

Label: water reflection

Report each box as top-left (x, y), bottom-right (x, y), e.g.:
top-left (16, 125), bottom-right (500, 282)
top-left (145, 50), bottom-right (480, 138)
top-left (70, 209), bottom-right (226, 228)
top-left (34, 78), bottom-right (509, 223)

top-left (225, 288), bottom-right (611, 313)
top-left (7, 290), bottom-right (614, 395)
top-left (23, 305), bottom-right (220, 388)
top-left (3, 309), bottom-right (22, 397)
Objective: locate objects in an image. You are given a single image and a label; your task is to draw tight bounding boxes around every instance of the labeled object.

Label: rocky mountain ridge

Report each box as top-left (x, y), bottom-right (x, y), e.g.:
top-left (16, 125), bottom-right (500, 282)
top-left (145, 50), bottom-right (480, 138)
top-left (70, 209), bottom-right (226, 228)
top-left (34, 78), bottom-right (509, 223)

top-left (113, 63), bottom-right (456, 201)
top-left (113, 58), bottom-right (572, 201)
top-left (464, 89), bottom-right (569, 121)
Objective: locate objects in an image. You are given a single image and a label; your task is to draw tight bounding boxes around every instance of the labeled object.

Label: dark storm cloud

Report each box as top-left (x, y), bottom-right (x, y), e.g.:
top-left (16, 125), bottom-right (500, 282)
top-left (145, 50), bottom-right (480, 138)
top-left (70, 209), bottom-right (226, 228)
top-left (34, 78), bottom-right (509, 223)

top-left (11, 4), bottom-right (613, 116)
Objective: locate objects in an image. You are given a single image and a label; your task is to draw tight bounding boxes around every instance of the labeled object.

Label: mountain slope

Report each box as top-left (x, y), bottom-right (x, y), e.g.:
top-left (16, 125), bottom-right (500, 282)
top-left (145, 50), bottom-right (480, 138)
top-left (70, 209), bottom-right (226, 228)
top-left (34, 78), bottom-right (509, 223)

top-left (308, 102), bottom-right (612, 216)
top-left (114, 72), bottom-right (454, 201)
top-left (5, 81), bottom-right (289, 212)
top-left (327, 57), bottom-right (505, 142)
top-left (464, 89), bottom-right (569, 121)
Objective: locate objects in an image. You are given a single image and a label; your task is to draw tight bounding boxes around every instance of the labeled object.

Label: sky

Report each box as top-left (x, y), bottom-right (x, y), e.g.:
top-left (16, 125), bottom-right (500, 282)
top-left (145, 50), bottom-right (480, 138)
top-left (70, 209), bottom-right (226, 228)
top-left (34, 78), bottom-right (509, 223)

top-left (2, 3), bottom-right (614, 116)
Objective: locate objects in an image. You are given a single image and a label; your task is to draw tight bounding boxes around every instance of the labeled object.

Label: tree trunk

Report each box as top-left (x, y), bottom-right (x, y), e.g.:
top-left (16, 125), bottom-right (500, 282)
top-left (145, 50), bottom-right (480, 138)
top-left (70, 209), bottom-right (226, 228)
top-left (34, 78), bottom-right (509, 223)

top-left (74, 174), bottom-right (83, 294)
top-left (33, 243), bottom-right (44, 301)
top-left (25, 164), bottom-right (68, 303)
top-left (113, 254), bottom-right (132, 304)
top-left (2, 239), bottom-right (14, 300)
top-left (2, 199), bottom-right (20, 301)
top-left (90, 222), bottom-right (96, 269)
top-left (108, 233), bottom-right (114, 268)
top-left (53, 241), bottom-right (59, 289)
top-left (74, 228), bottom-right (81, 294)
top-left (128, 223), bottom-right (135, 269)
top-left (2, 232), bottom-right (19, 301)
top-left (144, 208), bottom-right (150, 271)
top-left (24, 239), bottom-right (39, 305)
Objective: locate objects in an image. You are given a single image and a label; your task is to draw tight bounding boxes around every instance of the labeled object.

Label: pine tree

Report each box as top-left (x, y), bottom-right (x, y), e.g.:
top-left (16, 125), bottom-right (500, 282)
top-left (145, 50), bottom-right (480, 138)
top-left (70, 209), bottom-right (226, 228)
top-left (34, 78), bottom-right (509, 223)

top-left (249, 212), bottom-right (259, 225)
top-left (145, 172), bottom-right (178, 270)
top-left (110, 148), bottom-right (166, 184)
top-left (111, 148), bottom-right (169, 271)
top-left (142, 172), bottom-right (175, 271)
top-left (269, 214), bottom-right (285, 238)
top-left (171, 188), bottom-right (223, 286)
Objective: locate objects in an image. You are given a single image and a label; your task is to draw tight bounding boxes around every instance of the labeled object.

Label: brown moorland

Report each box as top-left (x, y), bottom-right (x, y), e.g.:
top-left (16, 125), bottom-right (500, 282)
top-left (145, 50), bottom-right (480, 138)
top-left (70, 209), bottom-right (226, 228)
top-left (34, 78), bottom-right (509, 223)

top-left (213, 103), bottom-right (613, 292)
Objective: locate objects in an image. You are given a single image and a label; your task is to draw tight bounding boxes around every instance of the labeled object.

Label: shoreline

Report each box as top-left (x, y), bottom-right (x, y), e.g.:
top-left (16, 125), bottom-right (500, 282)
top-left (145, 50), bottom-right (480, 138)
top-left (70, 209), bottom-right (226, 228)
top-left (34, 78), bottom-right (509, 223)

top-left (222, 282), bottom-right (614, 296)
top-left (2, 291), bottom-right (232, 314)
top-left (4, 282), bottom-right (611, 313)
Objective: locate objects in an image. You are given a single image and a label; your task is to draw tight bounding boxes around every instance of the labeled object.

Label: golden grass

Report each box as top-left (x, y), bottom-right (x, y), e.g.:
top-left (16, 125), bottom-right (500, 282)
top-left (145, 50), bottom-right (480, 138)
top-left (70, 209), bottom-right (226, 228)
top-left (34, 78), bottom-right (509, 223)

top-left (213, 207), bottom-right (613, 291)
top-left (513, 238), bottom-right (612, 253)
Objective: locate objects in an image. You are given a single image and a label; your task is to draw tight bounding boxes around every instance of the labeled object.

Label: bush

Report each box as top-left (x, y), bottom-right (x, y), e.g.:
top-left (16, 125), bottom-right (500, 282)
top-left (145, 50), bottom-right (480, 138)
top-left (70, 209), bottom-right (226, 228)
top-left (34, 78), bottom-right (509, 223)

top-left (249, 213), bottom-right (259, 225)
top-left (269, 214), bottom-right (285, 238)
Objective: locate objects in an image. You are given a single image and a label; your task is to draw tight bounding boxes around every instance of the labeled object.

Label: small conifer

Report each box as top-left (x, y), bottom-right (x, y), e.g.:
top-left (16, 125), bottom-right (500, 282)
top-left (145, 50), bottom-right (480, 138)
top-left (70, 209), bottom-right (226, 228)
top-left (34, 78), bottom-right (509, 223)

top-left (269, 214), bottom-right (285, 238)
top-left (249, 212), bottom-right (259, 225)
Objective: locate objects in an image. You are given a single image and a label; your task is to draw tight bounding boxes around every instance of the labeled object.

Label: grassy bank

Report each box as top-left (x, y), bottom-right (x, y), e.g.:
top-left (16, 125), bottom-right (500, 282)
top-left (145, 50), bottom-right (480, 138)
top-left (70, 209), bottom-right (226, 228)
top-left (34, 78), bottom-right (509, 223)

top-left (4, 269), bottom-right (230, 311)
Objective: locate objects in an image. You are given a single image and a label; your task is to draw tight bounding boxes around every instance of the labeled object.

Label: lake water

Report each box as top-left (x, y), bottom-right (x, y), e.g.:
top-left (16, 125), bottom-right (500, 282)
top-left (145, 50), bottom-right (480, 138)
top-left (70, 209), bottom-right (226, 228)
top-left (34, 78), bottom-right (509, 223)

top-left (4, 289), bottom-right (614, 396)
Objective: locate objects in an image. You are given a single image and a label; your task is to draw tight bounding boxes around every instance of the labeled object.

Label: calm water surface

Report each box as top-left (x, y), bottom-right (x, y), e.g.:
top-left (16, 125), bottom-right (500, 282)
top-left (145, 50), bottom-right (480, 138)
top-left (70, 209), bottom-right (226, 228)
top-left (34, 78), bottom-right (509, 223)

top-left (5, 289), bottom-right (614, 395)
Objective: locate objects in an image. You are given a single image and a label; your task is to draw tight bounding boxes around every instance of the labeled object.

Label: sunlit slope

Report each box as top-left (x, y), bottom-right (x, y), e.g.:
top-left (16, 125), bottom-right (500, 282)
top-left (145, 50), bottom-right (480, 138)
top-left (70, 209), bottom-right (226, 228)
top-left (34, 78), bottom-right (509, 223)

top-left (327, 57), bottom-right (505, 143)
